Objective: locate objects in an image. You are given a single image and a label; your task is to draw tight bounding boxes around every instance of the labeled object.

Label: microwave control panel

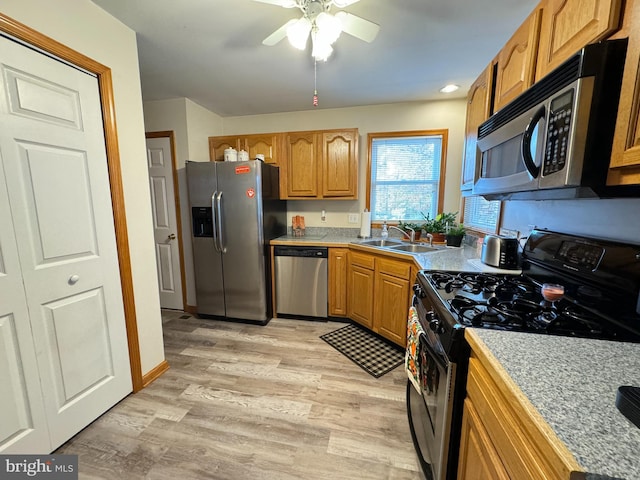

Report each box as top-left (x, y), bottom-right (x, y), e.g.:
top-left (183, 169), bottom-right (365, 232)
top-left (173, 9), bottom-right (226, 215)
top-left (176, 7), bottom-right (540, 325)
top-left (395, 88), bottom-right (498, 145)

top-left (543, 89), bottom-right (574, 176)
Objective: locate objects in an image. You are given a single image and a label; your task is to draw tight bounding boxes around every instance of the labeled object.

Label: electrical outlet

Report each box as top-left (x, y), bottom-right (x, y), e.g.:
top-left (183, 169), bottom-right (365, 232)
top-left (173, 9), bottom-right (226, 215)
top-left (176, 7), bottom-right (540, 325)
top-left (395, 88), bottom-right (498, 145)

top-left (348, 213), bottom-right (359, 224)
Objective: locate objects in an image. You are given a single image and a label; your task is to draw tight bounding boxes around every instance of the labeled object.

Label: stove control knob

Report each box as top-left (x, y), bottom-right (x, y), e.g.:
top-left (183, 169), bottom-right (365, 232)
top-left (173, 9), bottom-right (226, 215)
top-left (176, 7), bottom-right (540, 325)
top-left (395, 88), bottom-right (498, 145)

top-left (412, 283), bottom-right (426, 298)
top-left (428, 315), bottom-right (444, 334)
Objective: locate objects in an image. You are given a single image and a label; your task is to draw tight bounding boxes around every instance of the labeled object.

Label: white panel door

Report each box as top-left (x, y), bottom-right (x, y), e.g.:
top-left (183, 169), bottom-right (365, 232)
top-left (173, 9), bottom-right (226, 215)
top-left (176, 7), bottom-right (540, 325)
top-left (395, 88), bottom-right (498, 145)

top-left (146, 136), bottom-right (183, 310)
top-left (0, 151), bottom-right (50, 454)
top-left (0, 35), bottom-right (132, 450)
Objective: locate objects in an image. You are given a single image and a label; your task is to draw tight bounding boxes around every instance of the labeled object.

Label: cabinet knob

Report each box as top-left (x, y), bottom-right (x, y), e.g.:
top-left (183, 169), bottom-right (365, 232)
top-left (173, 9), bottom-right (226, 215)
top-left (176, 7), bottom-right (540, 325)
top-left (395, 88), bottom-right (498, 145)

top-left (68, 274), bottom-right (80, 285)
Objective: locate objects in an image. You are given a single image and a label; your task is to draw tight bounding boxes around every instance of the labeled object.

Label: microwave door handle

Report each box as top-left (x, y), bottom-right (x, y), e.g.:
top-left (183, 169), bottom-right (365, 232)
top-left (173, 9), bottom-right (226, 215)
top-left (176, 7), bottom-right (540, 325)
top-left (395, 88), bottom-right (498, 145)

top-left (521, 105), bottom-right (545, 178)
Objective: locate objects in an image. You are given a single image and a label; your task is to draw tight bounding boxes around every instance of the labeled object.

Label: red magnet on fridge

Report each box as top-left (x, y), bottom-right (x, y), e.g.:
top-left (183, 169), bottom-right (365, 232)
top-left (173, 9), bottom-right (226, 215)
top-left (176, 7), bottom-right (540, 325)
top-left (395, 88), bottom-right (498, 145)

top-left (246, 188), bottom-right (255, 198)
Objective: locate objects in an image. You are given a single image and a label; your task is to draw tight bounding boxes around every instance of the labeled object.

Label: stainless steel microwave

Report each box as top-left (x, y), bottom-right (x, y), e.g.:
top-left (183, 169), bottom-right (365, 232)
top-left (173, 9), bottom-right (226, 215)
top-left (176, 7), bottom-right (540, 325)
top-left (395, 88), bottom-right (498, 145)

top-left (474, 39), bottom-right (629, 200)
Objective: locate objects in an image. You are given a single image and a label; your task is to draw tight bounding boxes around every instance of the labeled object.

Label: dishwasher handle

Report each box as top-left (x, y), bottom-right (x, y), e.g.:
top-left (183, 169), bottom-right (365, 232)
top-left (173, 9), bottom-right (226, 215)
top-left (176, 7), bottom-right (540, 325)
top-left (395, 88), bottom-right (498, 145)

top-left (273, 246), bottom-right (328, 258)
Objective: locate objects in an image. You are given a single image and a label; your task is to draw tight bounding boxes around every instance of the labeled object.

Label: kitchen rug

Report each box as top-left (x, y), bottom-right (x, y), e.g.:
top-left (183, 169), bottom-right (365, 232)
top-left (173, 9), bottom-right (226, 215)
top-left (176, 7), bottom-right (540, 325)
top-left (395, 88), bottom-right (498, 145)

top-left (320, 323), bottom-right (404, 378)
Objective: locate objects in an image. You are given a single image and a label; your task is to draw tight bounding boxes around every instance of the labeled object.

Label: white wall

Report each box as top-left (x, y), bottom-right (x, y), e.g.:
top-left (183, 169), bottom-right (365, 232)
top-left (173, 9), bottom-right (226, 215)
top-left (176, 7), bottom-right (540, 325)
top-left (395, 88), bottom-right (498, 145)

top-left (2, 0), bottom-right (165, 375)
top-left (223, 99), bottom-right (468, 228)
top-left (143, 98), bottom-right (223, 307)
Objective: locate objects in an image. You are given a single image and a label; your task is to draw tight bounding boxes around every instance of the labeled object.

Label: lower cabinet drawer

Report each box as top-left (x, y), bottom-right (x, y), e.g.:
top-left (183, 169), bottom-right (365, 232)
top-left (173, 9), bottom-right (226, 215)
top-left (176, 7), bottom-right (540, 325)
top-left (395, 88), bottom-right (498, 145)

top-left (377, 257), bottom-right (411, 278)
top-left (350, 251), bottom-right (375, 269)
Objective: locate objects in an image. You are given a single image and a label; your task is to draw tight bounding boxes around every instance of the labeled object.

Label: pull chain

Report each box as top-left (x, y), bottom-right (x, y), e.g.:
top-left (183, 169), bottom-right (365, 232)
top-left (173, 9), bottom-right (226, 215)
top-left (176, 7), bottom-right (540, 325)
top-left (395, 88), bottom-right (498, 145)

top-left (313, 58), bottom-right (319, 107)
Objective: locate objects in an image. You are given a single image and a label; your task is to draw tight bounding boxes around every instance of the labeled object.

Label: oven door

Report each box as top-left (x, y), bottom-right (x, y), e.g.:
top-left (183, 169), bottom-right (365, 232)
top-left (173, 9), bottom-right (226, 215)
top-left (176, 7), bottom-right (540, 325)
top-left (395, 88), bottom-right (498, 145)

top-left (407, 303), bottom-right (456, 480)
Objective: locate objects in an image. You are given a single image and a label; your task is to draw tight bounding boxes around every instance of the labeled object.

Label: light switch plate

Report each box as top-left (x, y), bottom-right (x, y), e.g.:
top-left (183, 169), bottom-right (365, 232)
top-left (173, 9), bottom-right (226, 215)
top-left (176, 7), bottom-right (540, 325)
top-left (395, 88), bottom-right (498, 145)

top-left (348, 213), bottom-right (359, 224)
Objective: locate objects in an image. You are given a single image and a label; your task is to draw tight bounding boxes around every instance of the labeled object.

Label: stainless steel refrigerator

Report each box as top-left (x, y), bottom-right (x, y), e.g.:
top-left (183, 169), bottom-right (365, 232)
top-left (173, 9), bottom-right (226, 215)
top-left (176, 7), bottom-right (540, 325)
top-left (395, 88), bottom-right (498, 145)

top-left (186, 160), bottom-right (286, 324)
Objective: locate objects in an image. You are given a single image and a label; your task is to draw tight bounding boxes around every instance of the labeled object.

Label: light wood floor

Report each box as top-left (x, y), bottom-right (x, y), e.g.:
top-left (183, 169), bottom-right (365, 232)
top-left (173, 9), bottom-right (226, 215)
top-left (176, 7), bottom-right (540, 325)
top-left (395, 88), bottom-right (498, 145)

top-left (56, 310), bottom-right (423, 479)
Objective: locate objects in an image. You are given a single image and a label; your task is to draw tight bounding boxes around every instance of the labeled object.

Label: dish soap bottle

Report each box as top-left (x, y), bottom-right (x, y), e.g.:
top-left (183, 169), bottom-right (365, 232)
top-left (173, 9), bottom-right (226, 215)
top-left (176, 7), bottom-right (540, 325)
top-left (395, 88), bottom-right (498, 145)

top-left (381, 221), bottom-right (388, 239)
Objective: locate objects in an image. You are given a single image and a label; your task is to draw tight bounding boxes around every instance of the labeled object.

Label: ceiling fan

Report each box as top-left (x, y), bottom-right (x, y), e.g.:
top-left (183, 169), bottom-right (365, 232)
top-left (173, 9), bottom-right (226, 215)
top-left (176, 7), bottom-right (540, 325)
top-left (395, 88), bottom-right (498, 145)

top-left (254, 0), bottom-right (380, 61)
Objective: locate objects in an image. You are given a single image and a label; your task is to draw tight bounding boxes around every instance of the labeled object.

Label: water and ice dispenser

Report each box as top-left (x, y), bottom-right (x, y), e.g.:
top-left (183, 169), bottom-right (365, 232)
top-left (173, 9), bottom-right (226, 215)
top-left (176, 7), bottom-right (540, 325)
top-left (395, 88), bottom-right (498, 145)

top-left (192, 207), bottom-right (213, 237)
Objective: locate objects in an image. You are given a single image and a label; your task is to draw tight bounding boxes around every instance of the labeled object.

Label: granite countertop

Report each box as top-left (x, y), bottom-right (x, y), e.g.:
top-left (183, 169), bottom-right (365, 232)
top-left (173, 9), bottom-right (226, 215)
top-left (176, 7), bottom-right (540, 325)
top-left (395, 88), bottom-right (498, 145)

top-left (271, 232), bottom-right (521, 274)
top-left (469, 328), bottom-right (640, 480)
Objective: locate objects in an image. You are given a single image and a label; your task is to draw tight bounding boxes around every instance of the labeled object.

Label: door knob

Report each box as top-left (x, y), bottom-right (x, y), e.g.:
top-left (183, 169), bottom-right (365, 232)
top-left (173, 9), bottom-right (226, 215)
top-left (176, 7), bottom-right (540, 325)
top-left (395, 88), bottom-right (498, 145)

top-left (168, 233), bottom-right (176, 240)
top-left (68, 274), bottom-right (80, 285)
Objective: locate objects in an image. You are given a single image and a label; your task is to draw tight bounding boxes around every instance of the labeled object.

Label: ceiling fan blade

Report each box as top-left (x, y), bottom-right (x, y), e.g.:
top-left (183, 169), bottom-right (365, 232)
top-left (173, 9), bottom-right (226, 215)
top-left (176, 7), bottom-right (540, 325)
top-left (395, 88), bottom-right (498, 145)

top-left (253, 0), bottom-right (298, 7)
top-left (335, 11), bottom-right (380, 43)
top-left (332, 0), bottom-right (361, 7)
top-left (262, 18), bottom-right (299, 46)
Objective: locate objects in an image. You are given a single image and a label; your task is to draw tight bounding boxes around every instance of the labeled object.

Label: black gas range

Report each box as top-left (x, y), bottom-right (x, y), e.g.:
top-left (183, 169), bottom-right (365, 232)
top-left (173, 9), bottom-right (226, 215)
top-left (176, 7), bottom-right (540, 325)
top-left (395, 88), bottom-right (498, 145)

top-left (406, 229), bottom-right (640, 480)
top-left (415, 229), bottom-right (640, 352)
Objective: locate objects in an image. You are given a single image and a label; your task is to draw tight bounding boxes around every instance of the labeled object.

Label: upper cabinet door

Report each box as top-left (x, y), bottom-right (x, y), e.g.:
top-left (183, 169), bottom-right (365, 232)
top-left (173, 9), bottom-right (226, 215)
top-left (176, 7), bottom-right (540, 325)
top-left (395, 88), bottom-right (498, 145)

top-left (245, 133), bottom-right (282, 165)
top-left (286, 131), bottom-right (318, 197)
top-left (608, 0), bottom-right (640, 181)
top-left (321, 129), bottom-right (358, 198)
top-left (536, 0), bottom-right (622, 80)
top-left (494, 7), bottom-right (542, 111)
top-left (462, 65), bottom-right (493, 191)
top-left (209, 136), bottom-right (241, 162)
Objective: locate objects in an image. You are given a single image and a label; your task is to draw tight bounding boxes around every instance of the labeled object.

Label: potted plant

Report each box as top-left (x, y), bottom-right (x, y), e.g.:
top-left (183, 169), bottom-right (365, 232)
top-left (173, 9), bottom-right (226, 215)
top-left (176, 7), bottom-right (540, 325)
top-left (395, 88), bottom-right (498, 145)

top-left (445, 223), bottom-right (466, 247)
top-left (398, 220), bottom-right (422, 241)
top-left (421, 212), bottom-right (458, 243)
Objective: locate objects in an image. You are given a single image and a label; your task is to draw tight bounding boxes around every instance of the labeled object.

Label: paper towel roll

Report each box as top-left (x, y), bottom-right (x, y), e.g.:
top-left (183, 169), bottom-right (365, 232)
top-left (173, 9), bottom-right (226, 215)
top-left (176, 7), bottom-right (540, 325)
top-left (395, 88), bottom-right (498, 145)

top-left (360, 210), bottom-right (371, 238)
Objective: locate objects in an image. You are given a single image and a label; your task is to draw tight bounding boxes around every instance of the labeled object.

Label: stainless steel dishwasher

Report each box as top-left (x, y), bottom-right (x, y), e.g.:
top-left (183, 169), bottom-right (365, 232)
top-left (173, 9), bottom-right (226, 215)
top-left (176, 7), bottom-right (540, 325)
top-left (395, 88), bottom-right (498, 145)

top-left (274, 246), bottom-right (328, 319)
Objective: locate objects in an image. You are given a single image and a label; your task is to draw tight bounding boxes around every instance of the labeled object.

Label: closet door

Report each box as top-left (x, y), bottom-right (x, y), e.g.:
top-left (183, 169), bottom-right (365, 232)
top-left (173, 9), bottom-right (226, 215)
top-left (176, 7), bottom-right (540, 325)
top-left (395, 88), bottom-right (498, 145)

top-left (0, 153), bottom-right (50, 454)
top-left (0, 35), bottom-right (132, 450)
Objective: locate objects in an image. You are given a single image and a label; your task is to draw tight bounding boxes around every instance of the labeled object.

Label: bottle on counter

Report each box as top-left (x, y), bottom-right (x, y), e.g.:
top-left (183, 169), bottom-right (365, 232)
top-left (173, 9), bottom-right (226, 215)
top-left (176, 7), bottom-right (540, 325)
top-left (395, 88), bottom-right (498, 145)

top-left (381, 221), bottom-right (388, 239)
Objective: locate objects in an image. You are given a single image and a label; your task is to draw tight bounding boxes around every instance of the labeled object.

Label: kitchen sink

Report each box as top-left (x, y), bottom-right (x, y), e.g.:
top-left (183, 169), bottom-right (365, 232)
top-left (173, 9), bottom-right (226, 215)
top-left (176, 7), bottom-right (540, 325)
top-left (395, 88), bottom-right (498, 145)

top-left (386, 244), bottom-right (444, 253)
top-left (357, 238), bottom-right (404, 247)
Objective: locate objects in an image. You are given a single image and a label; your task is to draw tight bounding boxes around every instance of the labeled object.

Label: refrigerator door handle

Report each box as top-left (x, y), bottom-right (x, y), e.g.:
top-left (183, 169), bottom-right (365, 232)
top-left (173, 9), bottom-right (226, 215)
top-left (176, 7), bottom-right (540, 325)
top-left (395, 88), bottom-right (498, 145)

top-left (211, 191), bottom-right (221, 253)
top-left (215, 191), bottom-right (226, 253)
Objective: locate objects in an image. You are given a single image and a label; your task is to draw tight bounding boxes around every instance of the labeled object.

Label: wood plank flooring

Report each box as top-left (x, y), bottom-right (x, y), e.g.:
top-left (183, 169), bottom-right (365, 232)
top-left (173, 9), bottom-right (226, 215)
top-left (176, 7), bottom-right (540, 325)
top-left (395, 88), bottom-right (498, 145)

top-left (56, 310), bottom-right (422, 479)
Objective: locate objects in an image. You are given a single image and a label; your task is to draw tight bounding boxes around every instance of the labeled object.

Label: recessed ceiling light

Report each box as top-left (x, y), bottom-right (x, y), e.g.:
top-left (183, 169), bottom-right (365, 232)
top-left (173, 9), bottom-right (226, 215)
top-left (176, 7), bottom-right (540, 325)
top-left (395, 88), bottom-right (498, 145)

top-left (440, 84), bottom-right (460, 93)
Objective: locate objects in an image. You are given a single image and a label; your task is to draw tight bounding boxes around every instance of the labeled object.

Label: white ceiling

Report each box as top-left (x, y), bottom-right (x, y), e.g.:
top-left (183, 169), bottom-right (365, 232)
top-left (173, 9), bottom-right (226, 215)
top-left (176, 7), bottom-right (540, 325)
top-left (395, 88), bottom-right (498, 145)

top-left (90, 0), bottom-right (538, 117)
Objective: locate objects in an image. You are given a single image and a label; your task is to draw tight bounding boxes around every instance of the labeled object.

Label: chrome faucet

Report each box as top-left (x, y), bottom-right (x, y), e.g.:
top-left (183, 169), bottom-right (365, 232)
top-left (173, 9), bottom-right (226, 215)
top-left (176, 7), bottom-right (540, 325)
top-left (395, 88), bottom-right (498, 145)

top-left (388, 225), bottom-right (415, 243)
top-left (424, 232), bottom-right (434, 247)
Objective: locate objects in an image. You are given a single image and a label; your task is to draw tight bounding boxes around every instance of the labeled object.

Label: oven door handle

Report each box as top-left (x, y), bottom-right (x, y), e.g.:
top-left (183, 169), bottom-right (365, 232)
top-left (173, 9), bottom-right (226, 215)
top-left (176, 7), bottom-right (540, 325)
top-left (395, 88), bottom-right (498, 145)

top-left (419, 332), bottom-right (448, 371)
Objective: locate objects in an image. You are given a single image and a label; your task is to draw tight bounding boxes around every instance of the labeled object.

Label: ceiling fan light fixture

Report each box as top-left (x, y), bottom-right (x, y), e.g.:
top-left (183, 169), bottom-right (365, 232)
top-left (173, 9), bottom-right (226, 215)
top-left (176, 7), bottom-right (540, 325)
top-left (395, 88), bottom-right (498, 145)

top-left (311, 29), bottom-right (334, 61)
top-left (286, 16), bottom-right (312, 50)
top-left (315, 12), bottom-right (342, 45)
top-left (332, 0), bottom-right (360, 7)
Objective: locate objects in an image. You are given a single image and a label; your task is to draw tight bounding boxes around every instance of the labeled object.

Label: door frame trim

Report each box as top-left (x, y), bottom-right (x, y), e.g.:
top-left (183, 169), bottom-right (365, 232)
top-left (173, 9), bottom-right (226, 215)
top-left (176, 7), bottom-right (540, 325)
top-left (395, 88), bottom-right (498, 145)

top-left (145, 131), bottom-right (187, 311)
top-left (0, 13), bottom-right (144, 392)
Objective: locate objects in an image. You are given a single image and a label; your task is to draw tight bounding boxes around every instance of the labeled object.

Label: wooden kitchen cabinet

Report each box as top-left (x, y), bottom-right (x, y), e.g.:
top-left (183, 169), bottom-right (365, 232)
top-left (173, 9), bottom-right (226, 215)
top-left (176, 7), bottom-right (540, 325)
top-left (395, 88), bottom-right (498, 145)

top-left (608, 0), bottom-right (640, 183)
top-left (493, 7), bottom-right (542, 111)
top-left (244, 133), bottom-right (282, 165)
top-left (209, 133), bottom-right (283, 164)
top-left (321, 129), bottom-right (358, 198)
top-left (374, 257), bottom-right (411, 346)
top-left (535, 0), bottom-right (622, 81)
top-left (459, 331), bottom-right (584, 480)
top-left (209, 135), bottom-right (242, 162)
top-left (348, 254), bottom-right (375, 329)
top-left (328, 248), bottom-right (348, 317)
top-left (457, 398), bottom-right (510, 480)
top-left (285, 128), bottom-right (358, 199)
top-left (347, 250), bottom-right (411, 346)
top-left (286, 131), bottom-right (319, 197)
top-left (461, 65), bottom-right (493, 192)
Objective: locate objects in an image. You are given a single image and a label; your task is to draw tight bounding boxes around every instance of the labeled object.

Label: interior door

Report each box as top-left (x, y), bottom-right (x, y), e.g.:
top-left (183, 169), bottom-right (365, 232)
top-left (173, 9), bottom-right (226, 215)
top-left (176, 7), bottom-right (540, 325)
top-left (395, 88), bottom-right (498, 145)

top-left (0, 34), bottom-right (132, 450)
top-left (146, 135), bottom-right (184, 310)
